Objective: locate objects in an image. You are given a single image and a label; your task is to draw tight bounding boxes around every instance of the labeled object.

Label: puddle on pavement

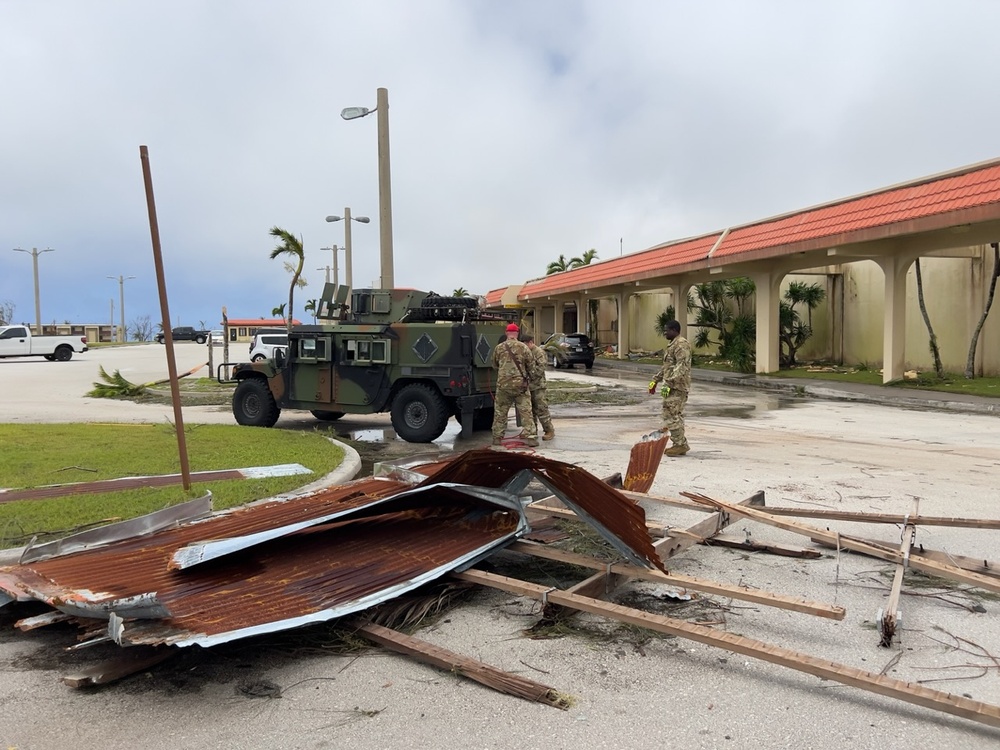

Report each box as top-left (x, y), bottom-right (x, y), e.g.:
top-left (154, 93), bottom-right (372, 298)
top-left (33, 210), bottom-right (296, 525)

top-left (693, 396), bottom-right (802, 419)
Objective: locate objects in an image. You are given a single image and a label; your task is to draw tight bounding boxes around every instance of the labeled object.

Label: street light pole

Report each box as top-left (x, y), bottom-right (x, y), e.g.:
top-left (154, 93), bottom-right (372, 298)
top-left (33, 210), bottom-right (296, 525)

top-left (325, 210), bottom-right (369, 297)
top-left (12, 247), bottom-right (55, 334)
top-left (106, 274), bottom-right (136, 342)
top-left (341, 86), bottom-right (392, 288)
top-left (375, 88), bottom-right (393, 289)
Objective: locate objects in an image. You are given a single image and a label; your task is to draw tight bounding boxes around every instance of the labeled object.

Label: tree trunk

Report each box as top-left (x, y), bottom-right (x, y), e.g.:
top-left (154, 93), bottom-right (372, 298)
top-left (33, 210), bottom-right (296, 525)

top-left (965, 243), bottom-right (1000, 379)
top-left (914, 259), bottom-right (944, 378)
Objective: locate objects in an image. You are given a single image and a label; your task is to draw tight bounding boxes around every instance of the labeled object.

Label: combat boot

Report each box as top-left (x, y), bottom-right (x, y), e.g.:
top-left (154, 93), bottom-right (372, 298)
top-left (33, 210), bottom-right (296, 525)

top-left (492, 437), bottom-right (503, 446)
top-left (664, 444), bottom-right (690, 457)
top-left (522, 437), bottom-right (539, 447)
top-left (542, 426), bottom-right (555, 441)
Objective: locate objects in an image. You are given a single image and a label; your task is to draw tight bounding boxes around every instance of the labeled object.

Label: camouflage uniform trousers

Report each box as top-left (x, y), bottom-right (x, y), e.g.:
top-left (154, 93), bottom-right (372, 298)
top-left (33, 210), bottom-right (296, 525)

top-left (530, 388), bottom-right (553, 433)
top-left (493, 386), bottom-right (536, 439)
top-left (660, 389), bottom-right (689, 448)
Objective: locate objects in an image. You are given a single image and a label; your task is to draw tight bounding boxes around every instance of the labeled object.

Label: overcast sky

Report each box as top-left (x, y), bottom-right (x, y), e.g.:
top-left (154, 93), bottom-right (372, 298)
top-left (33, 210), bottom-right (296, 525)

top-left (3, 0), bottom-right (999, 332)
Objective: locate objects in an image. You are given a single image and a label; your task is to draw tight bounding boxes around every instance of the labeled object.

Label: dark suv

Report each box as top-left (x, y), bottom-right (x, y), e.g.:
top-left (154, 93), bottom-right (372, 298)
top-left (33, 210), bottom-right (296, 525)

top-left (543, 332), bottom-right (595, 370)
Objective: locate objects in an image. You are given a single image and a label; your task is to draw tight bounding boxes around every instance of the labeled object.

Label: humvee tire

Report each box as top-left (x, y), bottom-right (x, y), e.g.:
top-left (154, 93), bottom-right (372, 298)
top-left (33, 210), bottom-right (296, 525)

top-left (233, 379), bottom-right (281, 427)
top-left (311, 410), bottom-right (345, 421)
top-left (391, 383), bottom-right (449, 442)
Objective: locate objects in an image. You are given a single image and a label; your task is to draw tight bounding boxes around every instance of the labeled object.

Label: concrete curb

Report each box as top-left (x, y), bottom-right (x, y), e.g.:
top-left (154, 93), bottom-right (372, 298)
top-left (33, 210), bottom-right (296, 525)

top-left (592, 359), bottom-right (1000, 417)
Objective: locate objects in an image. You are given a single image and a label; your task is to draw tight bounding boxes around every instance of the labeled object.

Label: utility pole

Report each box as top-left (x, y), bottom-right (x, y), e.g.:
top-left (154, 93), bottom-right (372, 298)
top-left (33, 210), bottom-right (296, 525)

top-left (106, 274), bottom-right (136, 342)
top-left (12, 247), bottom-right (55, 334)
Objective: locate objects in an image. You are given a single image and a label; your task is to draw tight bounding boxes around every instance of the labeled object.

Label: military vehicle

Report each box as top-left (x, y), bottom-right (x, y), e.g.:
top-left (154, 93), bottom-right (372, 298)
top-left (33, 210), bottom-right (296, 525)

top-left (224, 286), bottom-right (517, 443)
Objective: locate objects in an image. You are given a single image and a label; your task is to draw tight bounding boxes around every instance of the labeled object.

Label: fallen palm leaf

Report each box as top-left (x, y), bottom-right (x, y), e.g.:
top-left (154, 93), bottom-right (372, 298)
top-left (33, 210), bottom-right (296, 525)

top-left (87, 362), bottom-right (207, 398)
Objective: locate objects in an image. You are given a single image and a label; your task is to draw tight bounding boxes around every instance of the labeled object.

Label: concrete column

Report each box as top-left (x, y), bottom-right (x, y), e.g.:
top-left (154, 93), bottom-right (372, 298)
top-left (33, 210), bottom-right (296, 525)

top-left (554, 300), bottom-right (564, 333)
top-left (617, 289), bottom-right (632, 359)
top-left (876, 255), bottom-right (913, 383)
top-left (752, 271), bottom-right (783, 374)
top-left (578, 294), bottom-right (587, 334)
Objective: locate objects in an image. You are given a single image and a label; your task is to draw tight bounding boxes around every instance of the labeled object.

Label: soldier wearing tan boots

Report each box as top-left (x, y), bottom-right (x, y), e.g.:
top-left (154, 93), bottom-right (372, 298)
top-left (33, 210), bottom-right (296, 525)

top-left (520, 334), bottom-right (555, 441)
top-left (649, 319), bottom-right (692, 456)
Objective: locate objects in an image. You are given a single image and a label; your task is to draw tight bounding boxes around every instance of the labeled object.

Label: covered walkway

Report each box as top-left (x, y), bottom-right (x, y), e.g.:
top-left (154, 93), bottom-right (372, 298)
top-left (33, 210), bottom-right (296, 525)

top-left (507, 158), bottom-right (1000, 382)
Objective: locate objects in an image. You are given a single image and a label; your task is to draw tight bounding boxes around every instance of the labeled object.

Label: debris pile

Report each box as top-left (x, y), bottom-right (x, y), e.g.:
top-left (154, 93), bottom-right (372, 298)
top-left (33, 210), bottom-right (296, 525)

top-left (2, 444), bottom-right (1000, 729)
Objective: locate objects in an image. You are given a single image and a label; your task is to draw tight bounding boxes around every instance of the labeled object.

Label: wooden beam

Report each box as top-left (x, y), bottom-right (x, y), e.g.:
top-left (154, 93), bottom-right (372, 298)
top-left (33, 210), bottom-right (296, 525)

top-left (62, 647), bottom-right (175, 688)
top-left (811, 535), bottom-right (1000, 580)
top-left (682, 493), bottom-right (1000, 595)
top-left (879, 500), bottom-right (917, 647)
top-left (654, 491), bottom-right (764, 559)
top-left (705, 535), bottom-right (822, 559)
top-left (506, 540), bottom-right (845, 620)
top-left (455, 568), bottom-right (1000, 730)
top-left (351, 620), bottom-right (569, 709)
top-left (622, 489), bottom-right (1000, 531)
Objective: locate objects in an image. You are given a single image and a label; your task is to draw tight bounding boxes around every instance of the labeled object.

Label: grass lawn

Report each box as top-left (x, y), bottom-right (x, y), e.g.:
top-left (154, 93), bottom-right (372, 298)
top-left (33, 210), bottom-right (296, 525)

top-left (0, 423), bottom-right (345, 550)
top-left (767, 365), bottom-right (1000, 397)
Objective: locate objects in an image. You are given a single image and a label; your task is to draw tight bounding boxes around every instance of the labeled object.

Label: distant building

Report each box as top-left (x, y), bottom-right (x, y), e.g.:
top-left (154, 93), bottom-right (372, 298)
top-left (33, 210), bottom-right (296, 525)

top-left (223, 318), bottom-right (302, 344)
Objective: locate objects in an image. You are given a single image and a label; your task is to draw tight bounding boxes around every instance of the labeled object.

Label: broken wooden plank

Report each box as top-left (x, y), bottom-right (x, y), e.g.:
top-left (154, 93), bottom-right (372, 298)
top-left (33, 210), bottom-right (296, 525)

top-left (61, 647), bottom-right (175, 688)
top-left (352, 620), bottom-right (570, 709)
top-left (810, 535), bottom-right (1000, 581)
top-left (683, 493), bottom-right (1000, 595)
top-left (879, 500), bottom-right (918, 647)
top-left (704, 535), bottom-right (822, 559)
top-left (654, 491), bottom-right (765, 559)
top-left (15, 610), bottom-right (73, 631)
top-left (455, 568), bottom-right (1000, 730)
top-left (729, 506), bottom-right (1000, 530)
top-left (506, 540), bottom-right (845, 620)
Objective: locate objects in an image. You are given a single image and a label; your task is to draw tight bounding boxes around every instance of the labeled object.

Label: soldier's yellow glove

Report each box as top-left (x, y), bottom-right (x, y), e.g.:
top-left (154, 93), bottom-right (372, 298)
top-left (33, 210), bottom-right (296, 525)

top-left (661, 386), bottom-right (671, 398)
top-left (648, 381), bottom-right (657, 395)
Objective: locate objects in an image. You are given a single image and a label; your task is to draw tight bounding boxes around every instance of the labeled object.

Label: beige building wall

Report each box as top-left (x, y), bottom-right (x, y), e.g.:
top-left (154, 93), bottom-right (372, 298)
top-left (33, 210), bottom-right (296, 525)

top-left (787, 247), bottom-right (998, 374)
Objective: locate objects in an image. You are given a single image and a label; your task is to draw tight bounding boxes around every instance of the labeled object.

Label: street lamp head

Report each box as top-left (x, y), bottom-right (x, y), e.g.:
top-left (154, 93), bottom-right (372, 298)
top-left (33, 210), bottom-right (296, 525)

top-left (325, 215), bottom-right (342, 223)
top-left (340, 106), bottom-right (371, 120)
top-left (354, 216), bottom-right (371, 223)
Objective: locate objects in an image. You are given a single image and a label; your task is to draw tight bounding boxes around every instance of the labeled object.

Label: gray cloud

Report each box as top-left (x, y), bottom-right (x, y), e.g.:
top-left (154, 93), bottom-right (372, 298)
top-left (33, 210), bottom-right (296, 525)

top-left (2, 0), bottom-right (998, 329)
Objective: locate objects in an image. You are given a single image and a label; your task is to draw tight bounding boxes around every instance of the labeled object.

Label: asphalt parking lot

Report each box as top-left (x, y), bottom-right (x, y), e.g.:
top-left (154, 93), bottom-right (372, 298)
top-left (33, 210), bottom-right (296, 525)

top-left (2, 344), bottom-right (1000, 749)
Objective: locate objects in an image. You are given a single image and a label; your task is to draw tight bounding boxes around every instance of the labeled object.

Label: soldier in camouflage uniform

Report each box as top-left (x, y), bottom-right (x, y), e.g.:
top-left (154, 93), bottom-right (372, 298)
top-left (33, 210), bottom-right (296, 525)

top-left (491, 323), bottom-right (539, 447)
top-left (649, 319), bottom-right (692, 456)
top-left (520, 334), bottom-right (555, 440)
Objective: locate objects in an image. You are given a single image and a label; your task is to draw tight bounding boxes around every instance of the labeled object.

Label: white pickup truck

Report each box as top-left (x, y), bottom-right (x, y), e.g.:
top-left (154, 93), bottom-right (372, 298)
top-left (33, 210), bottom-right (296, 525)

top-left (0, 325), bottom-right (89, 361)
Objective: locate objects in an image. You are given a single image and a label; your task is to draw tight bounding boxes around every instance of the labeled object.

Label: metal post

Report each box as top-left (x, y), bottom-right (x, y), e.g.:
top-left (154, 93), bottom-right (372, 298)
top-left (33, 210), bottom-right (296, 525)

top-left (332, 244), bottom-right (339, 287)
top-left (118, 276), bottom-right (126, 342)
top-left (343, 208), bottom-right (354, 295)
top-left (376, 87), bottom-right (394, 289)
top-left (110, 298), bottom-right (115, 342)
top-left (12, 247), bottom-right (54, 334)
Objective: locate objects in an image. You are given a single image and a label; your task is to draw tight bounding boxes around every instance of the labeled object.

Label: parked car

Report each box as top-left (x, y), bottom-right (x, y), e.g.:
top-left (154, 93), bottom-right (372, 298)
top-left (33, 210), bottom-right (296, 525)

top-left (210, 330), bottom-right (225, 345)
top-left (543, 332), bottom-right (595, 369)
top-left (249, 330), bottom-right (288, 362)
top-left (0, 325), bottom-right (88, 361)
top-left (155, 326), bottom-right (210, 344)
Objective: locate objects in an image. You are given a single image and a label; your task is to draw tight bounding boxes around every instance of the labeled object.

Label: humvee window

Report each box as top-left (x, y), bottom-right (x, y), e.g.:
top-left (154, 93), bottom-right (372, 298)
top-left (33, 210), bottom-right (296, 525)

top-left (346, 339), bottom-right (389, 364)
top-left (297, 337), bottom-right (328, 361)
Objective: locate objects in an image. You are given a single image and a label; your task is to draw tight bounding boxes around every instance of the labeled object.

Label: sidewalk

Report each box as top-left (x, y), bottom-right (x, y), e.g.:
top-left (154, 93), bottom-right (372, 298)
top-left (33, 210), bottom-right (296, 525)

top-left (592, 358), bottom-right (1000, 417)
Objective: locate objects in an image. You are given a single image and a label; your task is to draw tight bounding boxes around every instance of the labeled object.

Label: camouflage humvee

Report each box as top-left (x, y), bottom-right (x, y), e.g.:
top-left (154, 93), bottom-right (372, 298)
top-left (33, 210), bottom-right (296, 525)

top-left (225, 286), bottom-right (517, 443)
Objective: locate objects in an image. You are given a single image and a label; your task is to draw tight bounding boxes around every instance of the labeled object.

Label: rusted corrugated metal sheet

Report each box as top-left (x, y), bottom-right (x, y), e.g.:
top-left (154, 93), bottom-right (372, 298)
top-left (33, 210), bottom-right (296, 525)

top-left (623, 434), bottom-right (669, 494)
top-left (416, 449), bottom-right (665, 572)
top-left (0, 480), bottom-right (526, 648)
top-left (0, 449), bottom-right (664, 650)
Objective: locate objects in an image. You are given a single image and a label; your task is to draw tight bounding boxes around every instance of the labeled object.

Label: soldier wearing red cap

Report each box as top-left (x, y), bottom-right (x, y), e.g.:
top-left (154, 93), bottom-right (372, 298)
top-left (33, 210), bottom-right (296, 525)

top-left (490, 323), bottom-right (539, 447)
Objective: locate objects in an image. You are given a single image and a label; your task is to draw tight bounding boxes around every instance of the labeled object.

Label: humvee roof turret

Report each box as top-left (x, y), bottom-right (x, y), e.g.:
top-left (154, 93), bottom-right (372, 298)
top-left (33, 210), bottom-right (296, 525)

top-left (225, 285), bottom-right (517, 442)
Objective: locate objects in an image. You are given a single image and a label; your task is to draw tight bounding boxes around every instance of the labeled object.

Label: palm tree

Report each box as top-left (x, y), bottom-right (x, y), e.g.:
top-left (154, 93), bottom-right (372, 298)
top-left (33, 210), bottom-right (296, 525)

top-left (453, 287), bottom-right (468, 297)
top-left (571, 248), bottom-right (599, 268)
top-left (268, 227), bottom-right (305, 336)
top-left (271, 303), bottom-right (287, 321)
top-left (304, 299), bottom-right (317, 323)
top-left (546, 255), bottom-right (572, 275)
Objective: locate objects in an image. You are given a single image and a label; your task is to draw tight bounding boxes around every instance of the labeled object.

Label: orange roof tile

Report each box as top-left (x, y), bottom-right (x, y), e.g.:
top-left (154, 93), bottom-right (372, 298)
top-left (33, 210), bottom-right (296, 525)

top-left (520, 233), bottom-right (720, 299)
top-left (519, 158), bottom-right (1000, 300)
top-left (714, 161), bottom-right (1000, 260)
